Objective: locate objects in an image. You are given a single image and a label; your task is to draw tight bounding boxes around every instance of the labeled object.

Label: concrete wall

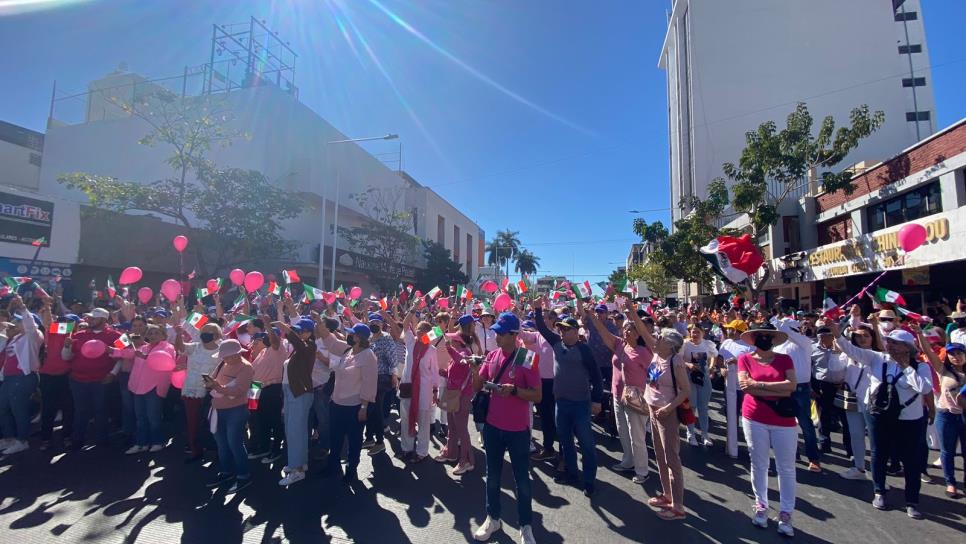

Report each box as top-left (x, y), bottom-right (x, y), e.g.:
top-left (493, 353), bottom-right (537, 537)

top-left (0, 140), bottom-right (41, 190)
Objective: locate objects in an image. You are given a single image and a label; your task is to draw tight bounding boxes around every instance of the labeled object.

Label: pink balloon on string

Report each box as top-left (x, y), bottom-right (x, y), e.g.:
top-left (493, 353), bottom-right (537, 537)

top-left (480, 280), bottom-right (498, 294)
top-left (137, 287), bottom-right (153, 304)
top-left (160, 279), bottom-right (181, 301)
top-left (118, 266), bottom-right (143, 285)
top-left (897, 223), bottom-right (928, 253)
top-left (146, 350), bottom-right (176, 372)
top-left (349, 286), bottom-right (362, 300)
top-left (229, 269), bottom-right (245, 286)
top-left (244, 271), bottom-right (264, 292)
top-left (170, 369), bottom-right (186, 389)
top-left (172, 235), bottom-right (189, 253)
top-left (206, 279), bottom-right (220, 293)
top-left (493, 293), bottom-right (512, 312)
top-left (80, 339), bottom-right (106, 359)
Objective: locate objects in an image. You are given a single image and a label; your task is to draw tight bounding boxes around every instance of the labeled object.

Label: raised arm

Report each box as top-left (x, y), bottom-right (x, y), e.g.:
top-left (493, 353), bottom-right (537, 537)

top-left (533, 301), bottom-right (561, 346)
top-left (830, 321), bottom-right (882, 368)
top-left (624, 299), bottom-right (657, 351)
top-left (584, 305), bottom-right (618, 352)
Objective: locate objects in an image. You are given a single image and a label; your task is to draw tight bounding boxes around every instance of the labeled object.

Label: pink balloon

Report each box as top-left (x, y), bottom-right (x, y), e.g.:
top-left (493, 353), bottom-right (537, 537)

top-left (170, 369), bottom-right (186, 389)
top-left (137, 287), bottom-right (153, 304)
top-left (229, 269), bottom-right (245, 286)
top-left (480, 280), bottom-right (497, 294)
top-left (244, 271), bottom-right (264, 293)
top-left (349, 286), bottom-right (362, 300)
top-left (80, 339), bottom-right (106, 359)
top-left (146, 350), bottom-right (176, 372)
top-left (172, 235), bottom-right (189, 253)
top-left (897, 223), bottom-right (928, 253)
top-left (493, 293), bottom-right (512, 313)
top-left (118, 266), bottom-right (143, 285)
top-left (437, 298), bottom-right (450, 309)
top-left (323, 292), bottom-right (337, 305)
top-left (160, 278), bottom-right (181, 301)
top-left (206, 279), bottom-right (220, 293)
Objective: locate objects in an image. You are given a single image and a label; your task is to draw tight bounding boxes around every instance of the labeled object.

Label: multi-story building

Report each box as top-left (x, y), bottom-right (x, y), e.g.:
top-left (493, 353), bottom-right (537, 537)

top-left (660, 0), bottom-right (935, 227)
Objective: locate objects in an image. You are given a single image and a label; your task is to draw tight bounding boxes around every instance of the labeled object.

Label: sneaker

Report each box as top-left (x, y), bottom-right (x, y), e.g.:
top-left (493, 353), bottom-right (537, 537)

top-left (206, 472), bottom-right (234, 488)
top-left (247, 451), bottom-right (268, 460)
top-left (932, 457), bottom-right (943, 467)
top-left (148, 444), bottom-right (164, 453)
top-left (872, 493), bottom-right (887, 510)
top-left (227, 478), bottom-right (252, 494)
top-left (632, 474), bottom-right (649, 484)
top-left (435, 454), bottom-right (457, 463)
top-left (473, 516), bottom-right (502, 541)
top-left (752, 507), bottom-right (768, 528)
top-left (777, 512), bottom-right (794, 537)
top-left (920, 473), bottom-right (933, 484)
top-left (279, 470), bottom-right (305, 487)
top-left (611, 463), bottom-right (635, 473)
top-left (906, 505), bottom-right (923, 520)
top-left (807, 462), bottom-right (821, 473)
top-left (702, 438), bottom-right (713, 447)
top-left (368, 443), bottom-right (386, 455)
top-left (688, 434), bottom-right (699, 446)
top-left (520, 524), bottom-right (536, 544)
top-left (124, 445), bottom-right (148, 455)
top-left (453, 464), bottom-right (474, 475)
top-left (2, 440), bottom-right (29, 455)
top-left (361, 439), bottom-right (377, 449)
top-left (840, 467), bottom-right (868, 480)
top-left (530, 448), bottom-right (556, 462)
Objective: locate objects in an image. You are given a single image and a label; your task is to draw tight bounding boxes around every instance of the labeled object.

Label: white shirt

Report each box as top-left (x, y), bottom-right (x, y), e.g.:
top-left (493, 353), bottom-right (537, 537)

top-left (474, 321), bottom-right (497, 354)
top-left (773, 319), bottom-right (814, 385)
top-left (401, 330), bottom-right (441, 411)
top-left (182, 341), bottom-right (219, 399)
top-left (312, 340), bottom-right (332, 388)
top-left (835, 337), bottom-right (932, 420)
top-left (843, 355), bottom-right (872, 413)
top-left (719, 338), bottom-right (754, 364)
top-left (681, 339), bottom-right (718, 373)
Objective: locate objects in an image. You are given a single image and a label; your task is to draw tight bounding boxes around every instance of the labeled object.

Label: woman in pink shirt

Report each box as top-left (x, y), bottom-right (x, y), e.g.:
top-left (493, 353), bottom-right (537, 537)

top-left (736, 323), bottom-right (797, 537)
top-left (113, 324), bottom-right (174, 454)
top-left (436, 314), bottom-right (483, 474)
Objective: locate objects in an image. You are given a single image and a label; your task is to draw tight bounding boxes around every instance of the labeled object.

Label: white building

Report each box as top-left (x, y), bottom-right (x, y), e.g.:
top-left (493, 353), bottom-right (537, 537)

top-left (660, 0), bottom-right (936, 225)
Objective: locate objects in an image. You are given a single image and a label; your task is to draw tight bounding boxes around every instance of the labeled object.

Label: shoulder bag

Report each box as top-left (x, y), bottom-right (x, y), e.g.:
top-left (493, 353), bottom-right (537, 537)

top-left (669, 355), bottom-right (697, 426)
top-left (471, 350), bottom-right (515, 425)
top-left (439, 366), bottom-right (472, 413)
top-left (834, 367), bottom-right (865, 412)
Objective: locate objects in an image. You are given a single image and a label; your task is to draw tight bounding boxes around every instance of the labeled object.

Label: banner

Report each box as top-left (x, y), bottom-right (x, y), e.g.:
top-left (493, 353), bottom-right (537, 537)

top-left (0, 191), bottom-right (53, 247)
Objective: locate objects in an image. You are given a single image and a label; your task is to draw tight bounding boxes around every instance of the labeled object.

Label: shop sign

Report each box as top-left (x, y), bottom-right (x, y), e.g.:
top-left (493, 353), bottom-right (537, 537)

top-left (0, 191), bottom-right (53, 247)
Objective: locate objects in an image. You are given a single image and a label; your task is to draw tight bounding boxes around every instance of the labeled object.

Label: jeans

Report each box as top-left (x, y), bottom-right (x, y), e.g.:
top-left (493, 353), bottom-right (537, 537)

top-left (117, 372), bottom-right (136, 440)
top-left (183, 396), bottom-right (208, 456)
top-left (70, 379), bottom-right (109, 445)
top-left (329, 402), bottom-right (363, 475)
top-left (815, 380), bottom-right (850, 455)
top-left (614, 396), bottom-right (649, 477)
top-left (283, 385), bottom-right (314, 470)
top-left (935, 410), bottom-right (966, 487)
top-left (556, 399), bottom-right (597, 486)
top-left (483, 424), bottom-right (532, 526)
top-left (869, 414), bottom-right (925, 504)
top-left (366, 375), bottom-right (391, 442)
top-left (250, 383), bottom-right (284, 455)
top-left (40, 373), bottom-right (73, 441)
top-left (214, 405), bottom-right (250, 478)
top-left (0, 373), bottom-right (38, 441)
top-left (845, 410), bottom-right (868, 470)
top-left (132, 391), bottom-right (164, 447)
top-left (791, 383), bottom-right (820, 462)
top-left (537, 378), bottom-right (556, 452)
top-left (312, 387), bottom-right (331, 450)
top-left (687, 379), bottom-right (713, 439)
top-left (743, 418), bottom-right (797, 514)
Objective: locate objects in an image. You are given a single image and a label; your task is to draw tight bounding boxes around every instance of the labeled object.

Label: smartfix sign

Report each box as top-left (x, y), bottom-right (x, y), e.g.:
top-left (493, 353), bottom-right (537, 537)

top-left (0, 191), bottom-right (53, 247)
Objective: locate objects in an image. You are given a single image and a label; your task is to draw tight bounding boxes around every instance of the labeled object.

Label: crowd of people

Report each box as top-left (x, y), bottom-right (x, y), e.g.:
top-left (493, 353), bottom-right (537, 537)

top-left (0, 279), bottom-right (964, 543)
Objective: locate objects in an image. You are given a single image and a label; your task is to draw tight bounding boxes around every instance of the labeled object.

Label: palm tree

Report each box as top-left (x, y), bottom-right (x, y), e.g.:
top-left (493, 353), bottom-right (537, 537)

top-left (486, 229), bottom-right (521, 270)
top-left (514, 249), bottom-right (540, 276)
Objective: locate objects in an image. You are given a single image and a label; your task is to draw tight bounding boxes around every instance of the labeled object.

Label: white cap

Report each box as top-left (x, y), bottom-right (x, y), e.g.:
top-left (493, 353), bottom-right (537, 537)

top-left (90, 308), bottom-right (110, 320)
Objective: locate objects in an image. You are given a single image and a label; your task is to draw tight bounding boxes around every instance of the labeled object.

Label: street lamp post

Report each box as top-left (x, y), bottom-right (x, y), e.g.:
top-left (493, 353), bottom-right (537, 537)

top-left (321, 133), bottom-right (399, 291)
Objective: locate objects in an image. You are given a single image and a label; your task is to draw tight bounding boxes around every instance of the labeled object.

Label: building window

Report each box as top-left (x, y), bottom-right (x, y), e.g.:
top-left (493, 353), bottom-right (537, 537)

top-left (437, 215), bottom-right (445, 245)
top-left (867, 181), bottom-right (942, 232)
top-left (28, 152), bottom-right (42, 167)
top-left (453, 225), bottom-right (460, 260)
top-left (906, 111), bottom-right (931, 122)
top-left (895, 11), bottom-right (917, 21)
top-left (898, 44), bottom-right (922, 54)
top-left (901, 77), bottom-right (926, 87)
top-left (466, 233), bottom-right (473, 273)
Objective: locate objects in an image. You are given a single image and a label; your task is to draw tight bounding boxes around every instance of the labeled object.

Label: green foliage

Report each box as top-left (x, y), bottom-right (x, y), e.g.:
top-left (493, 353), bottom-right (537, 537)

top-left (607, 267), bottom-right (627, 287)
top-left (339, 186), bottom-right (419, 293)
top-left (514, 249), bottom-right (540, 276)
top-left (628, 260), bottom-right (674, 300)
top-left (632, 219), bottom-right (668, 244)
top-left (415, 241), bottom-right (468, 293)
top-left (487, 230), bottom-right (521, 267)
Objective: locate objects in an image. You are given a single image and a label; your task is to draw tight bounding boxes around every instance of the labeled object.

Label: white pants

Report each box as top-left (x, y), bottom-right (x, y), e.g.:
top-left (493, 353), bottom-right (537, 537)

top-left (725, 364), bottom-right (739, 458)
top-left (614, 396), bottom-right (649, 477)
top-left (400, 399), bottom-right (433, 456)
top-left (742, 418), bottom-right (797, 514)
top-left (845, 410), bottom-right (867, 470)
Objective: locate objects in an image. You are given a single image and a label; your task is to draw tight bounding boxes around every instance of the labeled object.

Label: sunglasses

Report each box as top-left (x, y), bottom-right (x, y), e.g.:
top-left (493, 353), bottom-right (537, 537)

top-left (496, 331), bottom-right (516, 337)
top-left (879, 317), bottom-right (895, 322)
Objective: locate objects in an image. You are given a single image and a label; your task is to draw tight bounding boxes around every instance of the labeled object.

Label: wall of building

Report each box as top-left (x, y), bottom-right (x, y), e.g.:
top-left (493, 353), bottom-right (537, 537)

top-left (0, 121), bottom-right (43, 190)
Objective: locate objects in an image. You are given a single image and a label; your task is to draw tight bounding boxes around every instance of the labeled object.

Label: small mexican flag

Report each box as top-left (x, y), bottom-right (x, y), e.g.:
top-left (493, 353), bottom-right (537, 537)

top-left (3, 277), bottom-right (32, 289)
top-left (225, 314), bottom-right (254, 335)
top-left (196, 287), bottom-right (211, 299)
top-left (336, 285), bottom-right (346, 299)
top-left (49, 322), bottom-right (74, 335)
top-left (571, 280), bottom-right (592, 299)
top-left (230, 293), bottom-right (246, 313)
top-left (896, 305), bottom-right (929, 323)
top-left (106, 276), bottom-right (117, 299)
top-left (822, 297), bottom-right (844, 320)
top-left (209, 278), bottom-right (225, 292)
top-left (267, 281), bottom-right (282, 296)
top-left (512, 348), bottom-right (539, 370)
top-left (422, 325), bottom-right (444, 345)
top-left (282, 269), bottom-right (301, 284)
top-left (455, 285), bottom-right (465, 299)
top-left (875, 287), bottom-right (906, 306)
top-left (184, 312), bottom-right (209, 330)
top-left (501, 277), bottom-right (509, 292)
top-left (516, 280), bottom-right (528, 294)
top-left (113, 334), bottom-right (132, 350)
top-left (426, 286), bottom-right (442, 299)
top-left (480, 300), bottom-right (493, 314)
top-left (303, 284), bottom-right (325, 301)
top-left (31, 236), bottom-right (46, 247)
top-left (378, 297), bottom-right (389, 311)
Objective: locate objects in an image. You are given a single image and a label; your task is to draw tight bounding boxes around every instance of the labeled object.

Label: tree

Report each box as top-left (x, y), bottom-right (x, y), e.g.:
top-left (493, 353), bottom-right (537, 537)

top-left (514, 249), bottom-right (540, 276)
top-left (58, 89), bottom-right (307, 276)
top-left (607, 267), bottom-right (627, 287)
top-left (415, 241), bottom-right (468, 292)
top-left (486, 229), bottom-right (521, 271)
top-left (338, 186), bottom-right (420, 293)
top-left (629, 260), bottom-right (674, 300)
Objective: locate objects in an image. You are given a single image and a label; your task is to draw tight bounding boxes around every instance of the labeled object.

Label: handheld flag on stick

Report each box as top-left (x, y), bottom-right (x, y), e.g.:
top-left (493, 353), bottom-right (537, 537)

top-left (875, 287), bottom-right (906, 307)
top-left (422, 325), bottom-right (444, 345)
top-left (570, 281), bottom-right (592, 299)
top-left (49, 322), bottom-right (74, 335)
top-left (282, 270), bottom-right (301, 284)
top-left (31, 237), bottom-right (46, 247)
top-left (303, 284), bottom-right (325, 302)
top-left (106, 277), bottom-right (117, 299)
top-left (184, 312), bottom-right (209, 331)
top-left (113, 334), bottom-right (132, 350)
top-left (426, 286), bottom-right (442, 299)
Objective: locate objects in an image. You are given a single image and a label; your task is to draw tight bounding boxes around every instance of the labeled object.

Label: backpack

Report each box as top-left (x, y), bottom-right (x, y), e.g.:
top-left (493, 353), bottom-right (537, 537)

top-left (868, 362), bottom-right (918, 420)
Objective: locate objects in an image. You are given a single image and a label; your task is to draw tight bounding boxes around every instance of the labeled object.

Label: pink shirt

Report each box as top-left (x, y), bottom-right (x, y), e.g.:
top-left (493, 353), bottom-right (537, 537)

top-left (478, 347), bottom-right (540, 432)
top-left (2, 347), bottom-right (22, 377)
top-left (643, 354), bottom-right (681, 408)
top-left (519, 330), bottom-right (555, 380)
top-left (251, 342), bottom-right (288, 385)
top-left (126, 342), bottom-right (174, 397)
top-left (738, 353), bottom-right (796, 427)
top-left (322, 335), bottom-right (378, 407)
top-left (612, 339), bottom-right (652, 398)
top-left (444, 344), bottom-right (476, 396)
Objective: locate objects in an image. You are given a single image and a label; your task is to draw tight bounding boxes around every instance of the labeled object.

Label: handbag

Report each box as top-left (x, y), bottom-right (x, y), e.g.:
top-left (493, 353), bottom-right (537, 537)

top-left (834, 367), bottom-right (864, 412)
top-left (471, 351), bottom-right (514, 425)
top-left (669, 356), bottom-right (697, 426)
top-left (398, 383), bottom-right (413, 399)
top-left (439, 369), bottom-right (472, 413)
top-left (621, 385), bottom-right (648, 415)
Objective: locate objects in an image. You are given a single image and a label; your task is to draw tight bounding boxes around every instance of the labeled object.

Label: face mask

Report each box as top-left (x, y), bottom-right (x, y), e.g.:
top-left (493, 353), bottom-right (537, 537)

top-left (261, 337), bottom-right (271, 347)
top-left (753, 335), bottom-right (774, 351)
top-left (879, 321), bottom-right (895, 333)
top-left (369, 324), bottom-right (381, 334)
top-left (346, 335), bottom-right (356, 347)
top-left (200, 332), bottom-right (216, 343)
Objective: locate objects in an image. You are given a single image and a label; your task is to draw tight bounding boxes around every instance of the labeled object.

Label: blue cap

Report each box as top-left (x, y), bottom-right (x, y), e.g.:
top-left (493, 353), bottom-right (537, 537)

top-left (490, 312), bottom-right (520, 335)
top-left (945, 342), bottom-right (966, 353)
top-left (595, 304), bottom-right (608, 313)
top-left (457, 314), bottom-right (477, 327)
top-left (291, 317), bottom-right (316, 333)
top-left (15, 312), bottom-right (43, 328)
top-left (115, 321), bottom-right (132, 331)
top-left (345, 323), bottom-right (372, 340)
top-left (526, 311), bottom-right (535, 319)
top-left (521, 320), bottom-right (536, 330)
top-left (62, 314), bottom-right (81, 322)
top-left (367, 312), bottom-right (384, 323)
top-left (148, 308), bottom-right (171, 318)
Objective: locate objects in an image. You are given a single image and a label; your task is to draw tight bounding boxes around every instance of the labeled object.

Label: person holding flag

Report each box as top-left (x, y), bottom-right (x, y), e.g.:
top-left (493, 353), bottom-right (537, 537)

top-left (518, 306), bottom-right (559, 464)
top-left (173, 320), bottom-right (222, 463)
top-left (112, 324), bottom-right (174, 454)
top-left (397, 310), bottom-right (441, 463)
top-left (0, 295), bottom-right (44, 455)
top-left (437, 314), bottom-right (483, 474)
top-left (37, 309), bottom-right (78, 451)
top-left (272, 313), bottom-right (320, 487)
top-left (363, 311), bottom-right (400, 456)
top-left (247, 304), bottom-right (289, 465)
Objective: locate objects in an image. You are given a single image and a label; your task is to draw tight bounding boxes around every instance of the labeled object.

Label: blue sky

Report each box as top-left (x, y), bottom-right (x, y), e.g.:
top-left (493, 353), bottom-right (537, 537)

top-left (2, 0), bottom-right (965, 284)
